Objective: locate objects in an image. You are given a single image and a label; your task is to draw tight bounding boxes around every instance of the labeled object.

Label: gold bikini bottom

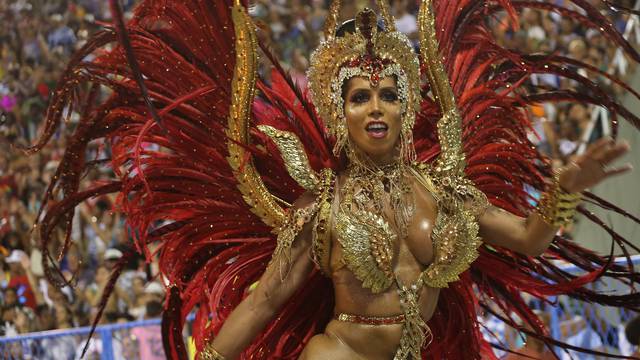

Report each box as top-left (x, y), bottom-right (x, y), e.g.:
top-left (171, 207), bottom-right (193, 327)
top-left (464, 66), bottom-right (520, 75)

top-left (334, 313), bottom-right (406, 325)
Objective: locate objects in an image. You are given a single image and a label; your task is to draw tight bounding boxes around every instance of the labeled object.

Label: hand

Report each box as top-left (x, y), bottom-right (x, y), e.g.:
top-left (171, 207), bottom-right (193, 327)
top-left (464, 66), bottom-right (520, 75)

top-left (558, 137), bottom-right (632, 193)
top-left (19, 253), bottom-right (31, 272)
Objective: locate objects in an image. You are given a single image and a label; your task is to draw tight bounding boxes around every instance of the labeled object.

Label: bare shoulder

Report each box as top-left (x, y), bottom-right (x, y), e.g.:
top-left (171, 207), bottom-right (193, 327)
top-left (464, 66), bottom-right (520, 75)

top-left (293, 191), bottom-right (318, 209)
top-left (407, 171), bottom-right (438, 212)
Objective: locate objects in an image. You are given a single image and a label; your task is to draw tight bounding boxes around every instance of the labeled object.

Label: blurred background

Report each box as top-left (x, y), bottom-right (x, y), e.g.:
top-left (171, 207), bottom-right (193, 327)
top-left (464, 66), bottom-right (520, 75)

top-left (1, 0), bottom-right (639, 359)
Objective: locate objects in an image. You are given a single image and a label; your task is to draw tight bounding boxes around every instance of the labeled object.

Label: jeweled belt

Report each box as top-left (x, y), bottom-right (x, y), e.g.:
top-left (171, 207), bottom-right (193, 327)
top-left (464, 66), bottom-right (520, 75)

top-left (334, 312), bottom-right (406, 325)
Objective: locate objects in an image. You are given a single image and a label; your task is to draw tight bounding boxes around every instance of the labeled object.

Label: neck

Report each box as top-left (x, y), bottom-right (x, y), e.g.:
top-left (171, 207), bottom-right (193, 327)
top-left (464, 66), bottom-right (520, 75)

top-left (346, 142), bottom-right (402, 170)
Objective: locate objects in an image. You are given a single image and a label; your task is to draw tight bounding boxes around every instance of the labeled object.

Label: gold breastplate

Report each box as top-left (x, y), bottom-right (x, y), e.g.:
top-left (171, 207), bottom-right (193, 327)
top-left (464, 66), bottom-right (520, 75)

top-left (312, 163), bottom-right (488, 290)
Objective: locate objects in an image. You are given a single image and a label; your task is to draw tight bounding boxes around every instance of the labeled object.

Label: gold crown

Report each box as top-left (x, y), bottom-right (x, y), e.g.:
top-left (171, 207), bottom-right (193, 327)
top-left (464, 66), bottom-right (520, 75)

top-left (307, 1), bottom-right (421, 156)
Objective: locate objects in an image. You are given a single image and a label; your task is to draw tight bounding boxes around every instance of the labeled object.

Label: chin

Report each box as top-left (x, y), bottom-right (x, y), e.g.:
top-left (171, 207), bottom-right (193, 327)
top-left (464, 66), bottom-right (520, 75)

top-left (354, 141), bottom-right (397, 159)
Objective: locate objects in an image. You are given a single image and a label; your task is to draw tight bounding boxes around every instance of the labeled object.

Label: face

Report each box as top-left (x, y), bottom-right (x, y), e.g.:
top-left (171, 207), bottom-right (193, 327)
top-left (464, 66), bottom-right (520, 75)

top-left (343, 76), bottom-right (402, 163)
top-left (4, 288), bottom-right (18, 306)
top-left (132, 277), bottom-right (145, 295)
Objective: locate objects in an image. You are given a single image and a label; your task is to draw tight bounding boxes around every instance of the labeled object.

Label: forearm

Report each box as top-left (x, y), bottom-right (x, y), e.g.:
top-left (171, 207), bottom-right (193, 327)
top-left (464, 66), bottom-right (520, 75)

top-left (480, 206), bottom-right (558, 257)
top-left (204, 193), bottom-right (319, 359)
top-left (208, 293), bottom-right (276, 359)
top-left (519, 212), bottom-right (560, 256)
top-left (481, 176), bottom-right (582, 256)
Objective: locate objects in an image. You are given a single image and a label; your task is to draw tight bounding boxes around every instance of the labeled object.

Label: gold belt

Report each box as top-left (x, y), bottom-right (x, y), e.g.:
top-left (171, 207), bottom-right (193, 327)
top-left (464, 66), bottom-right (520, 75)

top-left (334, 313), bottom-right (406, 325)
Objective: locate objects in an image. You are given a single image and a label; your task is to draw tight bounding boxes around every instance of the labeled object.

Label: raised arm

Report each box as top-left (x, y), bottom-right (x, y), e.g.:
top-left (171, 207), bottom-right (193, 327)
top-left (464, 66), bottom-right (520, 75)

top-left (479, 137), bottom-right (632, 256)
top-left (201, 193), bottom-right (318, 360)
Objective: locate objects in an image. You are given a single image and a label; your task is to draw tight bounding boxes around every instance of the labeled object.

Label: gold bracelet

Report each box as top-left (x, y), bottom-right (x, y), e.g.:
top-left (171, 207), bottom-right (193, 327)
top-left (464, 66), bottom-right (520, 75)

top-left (535, 172), bottom-right (582, 228)
top-left (200, 342), bottom-right (226, 360)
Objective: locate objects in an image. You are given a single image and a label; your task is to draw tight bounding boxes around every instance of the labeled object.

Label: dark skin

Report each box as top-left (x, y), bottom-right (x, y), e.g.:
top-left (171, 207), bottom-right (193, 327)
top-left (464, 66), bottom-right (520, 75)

top-left (206, 77), bottom-right (632, 359)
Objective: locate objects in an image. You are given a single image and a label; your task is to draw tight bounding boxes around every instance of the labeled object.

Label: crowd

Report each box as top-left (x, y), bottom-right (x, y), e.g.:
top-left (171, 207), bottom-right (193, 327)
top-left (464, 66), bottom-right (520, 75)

top-left (0, 0), bottom-right (639, 356)
top-left (1, 0), bottom-right (165, 358)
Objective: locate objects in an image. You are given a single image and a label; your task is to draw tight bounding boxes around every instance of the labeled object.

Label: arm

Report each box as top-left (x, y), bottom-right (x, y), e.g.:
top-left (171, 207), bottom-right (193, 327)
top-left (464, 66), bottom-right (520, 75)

top-left (479, 205), bottom-right (557, 257)
top-left (203, 194), bottom-right (318, 360)
top-left (479, 137), bottom-right (631, 257)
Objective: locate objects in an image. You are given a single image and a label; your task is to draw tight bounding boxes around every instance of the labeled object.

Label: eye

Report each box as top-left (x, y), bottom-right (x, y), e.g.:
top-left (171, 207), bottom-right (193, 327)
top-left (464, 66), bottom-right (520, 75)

top-left (349, 91), bottom-right (370, 104)
top-left (381, 89), bottom-right (399, 102)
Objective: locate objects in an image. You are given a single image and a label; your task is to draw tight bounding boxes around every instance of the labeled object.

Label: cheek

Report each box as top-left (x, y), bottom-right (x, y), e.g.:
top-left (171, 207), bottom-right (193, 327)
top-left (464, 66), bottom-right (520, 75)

top-left (344, 105), bottom-right (367, 132)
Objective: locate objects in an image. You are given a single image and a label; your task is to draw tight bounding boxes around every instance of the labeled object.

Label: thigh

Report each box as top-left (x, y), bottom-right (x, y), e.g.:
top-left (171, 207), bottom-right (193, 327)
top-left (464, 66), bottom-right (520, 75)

top-left (298, 333), bottom-right (364, 360)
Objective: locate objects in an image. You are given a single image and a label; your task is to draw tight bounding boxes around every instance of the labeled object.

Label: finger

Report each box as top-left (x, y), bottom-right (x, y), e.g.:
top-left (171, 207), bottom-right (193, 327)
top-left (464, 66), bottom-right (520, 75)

top-left (604, 163), bottom-right (633, 178)
top-left (586, 136), bottom-right (614, 157)
top-left (599, 142), bottom-right (631, 165)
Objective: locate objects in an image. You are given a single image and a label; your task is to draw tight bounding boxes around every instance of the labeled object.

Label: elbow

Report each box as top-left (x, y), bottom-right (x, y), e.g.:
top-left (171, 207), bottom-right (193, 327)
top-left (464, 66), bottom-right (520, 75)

top-left (522, 245), bottom-right (546, 258)
top-left (250, 289), bottom-right (284, 320)
top-left (520, 239), bottom-right (549, 257)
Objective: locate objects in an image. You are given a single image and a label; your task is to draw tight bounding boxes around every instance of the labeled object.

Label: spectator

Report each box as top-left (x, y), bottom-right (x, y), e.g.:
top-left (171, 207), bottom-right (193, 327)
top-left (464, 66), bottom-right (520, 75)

top-left (504, 312), bottom-right (555, 360)
top-left (624, 316), bottom-right (640, 357)
top-left (4, 249), bottom-right (37, 309)
top-left (131, 300), bottom-right (165, 360)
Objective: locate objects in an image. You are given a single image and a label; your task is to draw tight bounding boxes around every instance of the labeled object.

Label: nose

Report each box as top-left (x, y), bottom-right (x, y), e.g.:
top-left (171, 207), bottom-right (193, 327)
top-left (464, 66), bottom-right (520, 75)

top-left (369, 93), bottom-right (383, 118)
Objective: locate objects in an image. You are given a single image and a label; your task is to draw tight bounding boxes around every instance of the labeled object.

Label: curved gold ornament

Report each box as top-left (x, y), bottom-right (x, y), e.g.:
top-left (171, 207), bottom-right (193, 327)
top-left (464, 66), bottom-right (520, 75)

top-left (311, 169), bottom-right (335, 276)
top-left (257, 125), bottom-right (319, 191)
top-left (227, 4), bottom-right (285, 228)
top-left (375, 0), bottom-right (396, 32)
top-left (323, 0), bottom-right (342, 42)
top-left (418, 0), bottom-right (466, 175)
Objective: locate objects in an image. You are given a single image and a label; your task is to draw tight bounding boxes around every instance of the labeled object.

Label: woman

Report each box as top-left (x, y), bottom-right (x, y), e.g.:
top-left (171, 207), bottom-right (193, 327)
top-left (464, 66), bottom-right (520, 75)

top-left (201, 5), bottom-right (630, 358)
top-left (30, 0), bottom-right (640, 359)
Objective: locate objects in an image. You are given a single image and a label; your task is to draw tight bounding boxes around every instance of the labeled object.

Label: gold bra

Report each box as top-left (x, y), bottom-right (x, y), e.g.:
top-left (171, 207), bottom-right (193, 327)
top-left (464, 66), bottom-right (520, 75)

top-left (311, 162), bottom-right (488, 290)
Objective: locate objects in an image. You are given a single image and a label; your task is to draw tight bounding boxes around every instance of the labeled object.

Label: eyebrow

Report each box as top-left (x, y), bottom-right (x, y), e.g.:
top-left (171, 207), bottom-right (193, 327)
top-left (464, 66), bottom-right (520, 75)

top-left (349, 86), bottom-right (398, 93)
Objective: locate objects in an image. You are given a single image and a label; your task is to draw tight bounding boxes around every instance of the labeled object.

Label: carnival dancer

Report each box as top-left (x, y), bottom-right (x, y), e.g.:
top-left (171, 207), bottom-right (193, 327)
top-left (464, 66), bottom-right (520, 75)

top-left (27, 0), bottom-right (640, 359)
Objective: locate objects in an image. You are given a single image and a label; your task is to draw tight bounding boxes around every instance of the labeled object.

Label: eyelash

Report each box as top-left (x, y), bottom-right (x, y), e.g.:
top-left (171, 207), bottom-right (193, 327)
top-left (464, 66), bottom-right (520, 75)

top-left (349, 91), bottom-right (398, 104)
top-left (350, 92), bottom-right (369, 103)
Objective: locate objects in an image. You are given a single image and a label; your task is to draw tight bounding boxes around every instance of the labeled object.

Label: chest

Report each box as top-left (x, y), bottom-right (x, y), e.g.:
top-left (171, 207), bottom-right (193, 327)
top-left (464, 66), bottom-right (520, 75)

top-left (329, 175), bottom-right (437, 293)
top-left (311, 167), bottom-right (485, 293)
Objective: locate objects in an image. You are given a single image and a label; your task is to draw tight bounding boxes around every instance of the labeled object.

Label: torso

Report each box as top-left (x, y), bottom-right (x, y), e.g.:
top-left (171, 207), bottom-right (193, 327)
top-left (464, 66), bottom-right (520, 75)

top-left (300, 172), bottom-right (441, 359)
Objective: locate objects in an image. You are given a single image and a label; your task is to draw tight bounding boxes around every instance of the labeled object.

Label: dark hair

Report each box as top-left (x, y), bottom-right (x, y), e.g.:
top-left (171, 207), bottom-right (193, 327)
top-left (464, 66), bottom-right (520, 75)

top-left (335, 19), bottom-right (385, 38)
top-left (34, 304), bottom-right (53, 317)
top-left (626, 316), bottom-right (640, 345)
top-left (146, 300), bottom-right (163, 318)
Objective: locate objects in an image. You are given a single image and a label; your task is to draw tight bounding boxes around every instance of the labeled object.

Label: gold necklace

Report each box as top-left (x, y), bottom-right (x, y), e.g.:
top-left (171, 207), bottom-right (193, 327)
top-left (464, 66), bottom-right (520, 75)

top-left (335, 143), bottom-right (416, 293)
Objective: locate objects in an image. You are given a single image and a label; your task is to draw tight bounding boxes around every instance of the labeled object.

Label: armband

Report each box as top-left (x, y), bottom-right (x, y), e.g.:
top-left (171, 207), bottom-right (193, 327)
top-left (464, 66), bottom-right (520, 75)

top-left (535, 172), bottom-right (582, 228)
top-left (200, 343), bottom-right (226, 360)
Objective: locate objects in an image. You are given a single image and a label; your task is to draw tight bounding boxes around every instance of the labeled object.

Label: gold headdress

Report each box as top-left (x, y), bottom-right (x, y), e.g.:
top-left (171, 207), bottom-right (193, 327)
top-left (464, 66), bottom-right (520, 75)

top-left (307, 2), bottom-right (421, 158)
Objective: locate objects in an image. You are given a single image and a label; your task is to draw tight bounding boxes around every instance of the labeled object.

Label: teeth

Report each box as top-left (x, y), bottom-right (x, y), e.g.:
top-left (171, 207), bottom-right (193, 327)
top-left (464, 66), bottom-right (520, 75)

top-left (367, 123), bottom-right (388, 131)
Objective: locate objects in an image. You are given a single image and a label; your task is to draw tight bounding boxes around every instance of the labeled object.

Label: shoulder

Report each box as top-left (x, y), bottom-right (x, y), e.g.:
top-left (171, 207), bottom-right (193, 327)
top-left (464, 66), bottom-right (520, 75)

top-left (292, 191), bottom-right (318, 210)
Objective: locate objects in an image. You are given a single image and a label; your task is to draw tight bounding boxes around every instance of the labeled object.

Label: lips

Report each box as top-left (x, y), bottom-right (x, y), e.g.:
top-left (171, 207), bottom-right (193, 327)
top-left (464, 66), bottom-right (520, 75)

top-left (366, 121), bottom-right (389, 139)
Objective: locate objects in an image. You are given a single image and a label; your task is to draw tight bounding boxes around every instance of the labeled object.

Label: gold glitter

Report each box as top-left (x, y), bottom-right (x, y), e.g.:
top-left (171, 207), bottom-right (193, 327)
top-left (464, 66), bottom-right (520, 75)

top-left (311, 169), bottom-right (335, 276)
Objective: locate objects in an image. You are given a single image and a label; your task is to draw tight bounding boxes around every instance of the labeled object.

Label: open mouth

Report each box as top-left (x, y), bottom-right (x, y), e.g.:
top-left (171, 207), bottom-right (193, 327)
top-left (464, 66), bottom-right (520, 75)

top-left (366, 122), bottom-right (388, 139)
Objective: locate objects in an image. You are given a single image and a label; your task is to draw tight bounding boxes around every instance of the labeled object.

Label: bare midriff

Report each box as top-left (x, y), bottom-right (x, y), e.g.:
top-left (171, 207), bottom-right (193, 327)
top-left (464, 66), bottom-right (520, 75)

top-left (300, 176), bottom-right (441, 359)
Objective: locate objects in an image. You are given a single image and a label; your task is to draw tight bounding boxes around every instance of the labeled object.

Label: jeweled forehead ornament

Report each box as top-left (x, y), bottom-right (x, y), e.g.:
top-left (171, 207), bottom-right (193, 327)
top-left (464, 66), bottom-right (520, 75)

top-left (307, 3), bottom-right (421, 156)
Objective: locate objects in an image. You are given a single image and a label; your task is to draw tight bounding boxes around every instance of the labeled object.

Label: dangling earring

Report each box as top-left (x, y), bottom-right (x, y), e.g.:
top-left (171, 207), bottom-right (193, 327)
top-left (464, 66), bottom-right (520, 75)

top-left (333, 120), bottom-right (348, 156)
top-left (400, 115), bottom-right (416, 162)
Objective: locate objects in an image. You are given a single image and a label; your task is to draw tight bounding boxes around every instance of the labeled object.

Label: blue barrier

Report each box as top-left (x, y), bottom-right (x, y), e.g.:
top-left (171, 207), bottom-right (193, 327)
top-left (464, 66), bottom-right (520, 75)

top-left (0, 318), bottom-right (172, 360)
